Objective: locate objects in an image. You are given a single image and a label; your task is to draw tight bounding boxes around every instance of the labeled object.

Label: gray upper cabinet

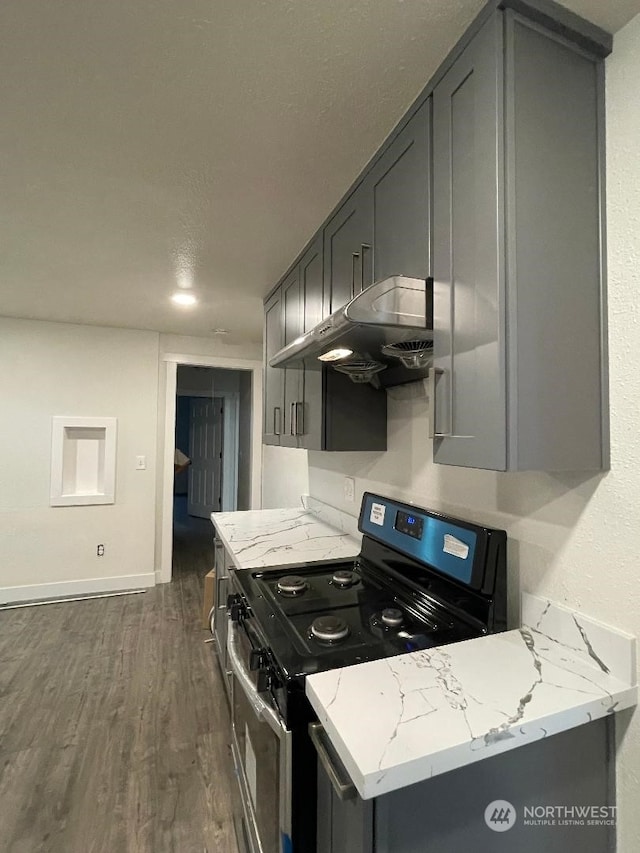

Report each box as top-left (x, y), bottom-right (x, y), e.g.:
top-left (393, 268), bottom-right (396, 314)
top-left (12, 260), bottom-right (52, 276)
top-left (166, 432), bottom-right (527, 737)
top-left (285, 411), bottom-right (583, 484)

top-left (323, 183), bottom-right (373, 313)
top-left (323, 99), bottom-right (431, 316)
top-left (300, 237), bottom-right (324, 451)
top-left (370, 99), bottom-right (431, 283)
top-left (263, 289), bottom-right (284, 445)
top-left (263, 2), bottom-right (609, 468)
top-left (431, 14), bottom-right (506, 470)
top-left (431, 10), bottom-right (608, 471)
top-left (280, 268), bottom-right (305, 448)
top-left (263, 233), bottom-right (387, 452)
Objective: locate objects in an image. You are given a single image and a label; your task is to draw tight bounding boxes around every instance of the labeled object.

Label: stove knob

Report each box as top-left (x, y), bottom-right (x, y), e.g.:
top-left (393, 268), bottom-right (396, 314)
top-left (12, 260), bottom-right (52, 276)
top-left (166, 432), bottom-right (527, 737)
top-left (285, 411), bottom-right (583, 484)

top-left (249, 648), bottom-right (269, 671)
top-left (257, 668), bottom-right (273, 693)
top-left (381, 607), bottom-right (404, 627)
top-left (227, 593), bottom-right (244, 622)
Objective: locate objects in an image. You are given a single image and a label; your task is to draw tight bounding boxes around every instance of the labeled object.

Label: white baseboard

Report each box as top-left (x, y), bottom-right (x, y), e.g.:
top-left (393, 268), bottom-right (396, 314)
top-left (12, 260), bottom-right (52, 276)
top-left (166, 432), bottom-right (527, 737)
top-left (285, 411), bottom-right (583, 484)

top-left (0, 573), bottom-right (156, 606)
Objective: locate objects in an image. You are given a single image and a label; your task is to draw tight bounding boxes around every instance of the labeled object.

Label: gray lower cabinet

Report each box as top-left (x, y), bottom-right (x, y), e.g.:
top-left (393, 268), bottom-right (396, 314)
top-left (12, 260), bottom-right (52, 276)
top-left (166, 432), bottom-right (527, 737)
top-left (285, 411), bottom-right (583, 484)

top-left (317, 719), bottom-right (614, 853)
top-left (212, 537), bottom-right (233, 702)
top-left (431, 10), bottom-right (607, 471)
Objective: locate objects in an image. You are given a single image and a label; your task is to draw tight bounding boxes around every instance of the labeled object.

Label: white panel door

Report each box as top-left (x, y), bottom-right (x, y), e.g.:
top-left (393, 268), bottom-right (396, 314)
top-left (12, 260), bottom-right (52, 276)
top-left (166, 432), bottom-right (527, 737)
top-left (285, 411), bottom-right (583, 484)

top-left (188, 397), bottom-right (224, 518)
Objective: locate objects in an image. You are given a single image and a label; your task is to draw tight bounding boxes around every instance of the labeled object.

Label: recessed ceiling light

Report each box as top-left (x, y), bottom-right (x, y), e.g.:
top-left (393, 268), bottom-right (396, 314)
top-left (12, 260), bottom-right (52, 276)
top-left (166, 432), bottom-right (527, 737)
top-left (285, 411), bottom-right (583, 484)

top-left (211, 328), bottom-right (230, 335)
top-left (317, 348), bottom-right (353, 362)
top-left (171, 292), bottom-right (197, 306)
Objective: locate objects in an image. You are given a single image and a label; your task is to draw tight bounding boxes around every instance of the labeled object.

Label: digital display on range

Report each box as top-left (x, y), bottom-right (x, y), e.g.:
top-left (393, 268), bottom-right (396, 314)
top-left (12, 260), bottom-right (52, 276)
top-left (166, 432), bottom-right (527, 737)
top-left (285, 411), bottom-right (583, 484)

top-left (395, 510), bottom-right (424, 540)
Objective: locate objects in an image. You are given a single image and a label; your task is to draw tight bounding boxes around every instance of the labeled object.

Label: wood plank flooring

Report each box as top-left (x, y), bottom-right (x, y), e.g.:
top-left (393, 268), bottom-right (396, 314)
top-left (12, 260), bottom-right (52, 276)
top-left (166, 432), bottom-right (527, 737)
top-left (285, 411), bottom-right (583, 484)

top-left (0, 513), bottom-right (239, 853)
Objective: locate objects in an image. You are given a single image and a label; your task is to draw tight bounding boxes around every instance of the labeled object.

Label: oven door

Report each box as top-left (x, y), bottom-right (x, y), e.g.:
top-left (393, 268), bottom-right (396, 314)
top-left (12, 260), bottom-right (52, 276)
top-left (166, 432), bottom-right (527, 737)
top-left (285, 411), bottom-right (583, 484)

top-left (227, 617), bottom-right (292, 853)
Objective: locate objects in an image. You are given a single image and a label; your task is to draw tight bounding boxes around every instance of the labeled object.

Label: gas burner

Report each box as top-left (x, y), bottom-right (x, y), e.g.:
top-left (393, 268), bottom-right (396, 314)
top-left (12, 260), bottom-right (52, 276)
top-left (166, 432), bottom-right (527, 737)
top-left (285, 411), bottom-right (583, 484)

top-left (381, 607), bottom-right (404, 628)
top-left (310, 615), bottom-right (350, 644)
top-left (277, 575), bottom-right (308, 596)
top-left (332, 569), bottom-right (357, 588)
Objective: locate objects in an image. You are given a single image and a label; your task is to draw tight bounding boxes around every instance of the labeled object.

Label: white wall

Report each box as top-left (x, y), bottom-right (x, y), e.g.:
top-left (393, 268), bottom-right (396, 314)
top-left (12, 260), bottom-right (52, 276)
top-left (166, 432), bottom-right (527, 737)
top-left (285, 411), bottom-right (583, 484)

top-left (306, 17), bottom-right (640, 851)
top-left (262, 446), bottom-right (309, 509)
top-left (160, 333), bottom-right (261, 362)
top-left (0, 319), bottom-right (160, 601)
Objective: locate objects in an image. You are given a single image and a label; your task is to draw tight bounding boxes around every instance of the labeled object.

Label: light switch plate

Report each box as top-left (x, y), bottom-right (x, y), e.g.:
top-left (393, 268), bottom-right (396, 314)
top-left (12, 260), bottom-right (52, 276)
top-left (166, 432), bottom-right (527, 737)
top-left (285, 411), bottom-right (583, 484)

top-left (136, 455), bottom-right (146, 470)
top-left (343, 477), bottom-right (355, 502)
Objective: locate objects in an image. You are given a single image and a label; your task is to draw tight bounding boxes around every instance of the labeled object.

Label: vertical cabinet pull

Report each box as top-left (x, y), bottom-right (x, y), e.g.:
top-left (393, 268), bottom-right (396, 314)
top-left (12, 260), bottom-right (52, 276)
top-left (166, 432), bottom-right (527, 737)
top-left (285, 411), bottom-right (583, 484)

top-left (273, 406), bottom-right (282, 436)
top-left (290, 402), bottom-right (296, 436)
top-left (351, 252), bottom-right (360, 299)
top-left (360, 244), bottom-right (371, 291)
top-left (427, 368), bottom-right (447, 439)
top-left (294, 402), bottom-right (304, 436)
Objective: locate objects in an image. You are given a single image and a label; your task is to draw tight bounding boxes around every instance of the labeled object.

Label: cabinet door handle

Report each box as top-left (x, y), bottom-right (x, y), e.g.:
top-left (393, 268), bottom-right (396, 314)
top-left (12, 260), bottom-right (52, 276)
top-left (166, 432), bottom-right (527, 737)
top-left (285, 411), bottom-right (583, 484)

top-left (294, 401), bottom-right (304, 436)
top-left (290, 402), bottom-right (296, 436)
top-left (360, 244), bottom-right (371, 291)
top-left (273, 406), bottom-right (281, 435)
top-left (309, 722), bottom-right (356, 801)
top-left (351, 252), bottom-right (360, 299)
top-left (427, 367), bottom-right (447, 439)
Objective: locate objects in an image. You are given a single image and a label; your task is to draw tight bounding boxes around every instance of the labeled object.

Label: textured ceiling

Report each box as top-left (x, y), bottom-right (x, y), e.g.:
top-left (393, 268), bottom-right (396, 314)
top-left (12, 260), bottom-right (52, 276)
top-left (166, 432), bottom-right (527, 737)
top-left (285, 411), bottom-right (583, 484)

top-left (1, 0), bottom-right (638, 344)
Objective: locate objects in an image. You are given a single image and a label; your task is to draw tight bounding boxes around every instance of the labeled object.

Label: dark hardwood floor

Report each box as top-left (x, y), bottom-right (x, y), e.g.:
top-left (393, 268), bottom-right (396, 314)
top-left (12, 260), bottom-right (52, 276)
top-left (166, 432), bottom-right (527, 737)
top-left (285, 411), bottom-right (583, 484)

top-left (0, 503), bottom-right (238, 853)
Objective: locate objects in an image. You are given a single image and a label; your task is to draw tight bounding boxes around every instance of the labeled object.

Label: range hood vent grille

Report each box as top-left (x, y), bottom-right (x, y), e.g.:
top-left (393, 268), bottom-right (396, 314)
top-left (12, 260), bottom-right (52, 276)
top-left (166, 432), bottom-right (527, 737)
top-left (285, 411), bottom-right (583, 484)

top-left (381, 339), bottom-right (433, 369)
top-left (334, 361), bottom-right (387, 384)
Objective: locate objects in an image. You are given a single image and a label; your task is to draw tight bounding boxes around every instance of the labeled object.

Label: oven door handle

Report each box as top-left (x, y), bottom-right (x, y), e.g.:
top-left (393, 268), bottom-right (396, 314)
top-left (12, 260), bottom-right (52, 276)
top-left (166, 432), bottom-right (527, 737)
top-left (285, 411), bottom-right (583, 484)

top-left (227, 620), bottom-right (285, 738)
top-left (309, 722), bottom-right (357, 801)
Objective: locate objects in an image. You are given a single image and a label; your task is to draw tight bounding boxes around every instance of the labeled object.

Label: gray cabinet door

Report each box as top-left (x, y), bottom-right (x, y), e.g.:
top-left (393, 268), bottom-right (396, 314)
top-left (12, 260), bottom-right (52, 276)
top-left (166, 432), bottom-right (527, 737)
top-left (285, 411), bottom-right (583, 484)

top-left (316, 758), bottom-right (373, 853)
top-left (504, 12), bottom-right (606, 470)
top-left (323, 184), bottom-right (373, 314)
top-left (432, 14), bottom-right (507, 470)
top-left (300, 235), bottom-right (324, 451)
top-left (280, 268), bottom-right (305, 448)
top-left (263, 289), bottom-right (284, 445)
top-left (370, 99), bottom-right (431, 282)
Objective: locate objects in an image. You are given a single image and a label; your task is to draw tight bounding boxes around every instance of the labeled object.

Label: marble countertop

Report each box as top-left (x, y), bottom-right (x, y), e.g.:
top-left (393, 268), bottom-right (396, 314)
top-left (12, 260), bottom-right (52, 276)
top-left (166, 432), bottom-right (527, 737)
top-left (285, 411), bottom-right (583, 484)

top-left (306, 593), bottom-right (637, 799)
top-left (211, 498), bottom-right (361, 570)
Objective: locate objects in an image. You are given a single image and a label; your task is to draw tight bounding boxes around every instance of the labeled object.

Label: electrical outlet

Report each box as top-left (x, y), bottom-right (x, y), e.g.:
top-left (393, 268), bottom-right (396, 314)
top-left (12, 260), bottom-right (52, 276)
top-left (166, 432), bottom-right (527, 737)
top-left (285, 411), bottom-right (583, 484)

top-left (136, 455), bottom-right (146, 470)
top-left (97, 544), bottom-right (105, 556)
top-left (343, 477), bottom-right (355, 502)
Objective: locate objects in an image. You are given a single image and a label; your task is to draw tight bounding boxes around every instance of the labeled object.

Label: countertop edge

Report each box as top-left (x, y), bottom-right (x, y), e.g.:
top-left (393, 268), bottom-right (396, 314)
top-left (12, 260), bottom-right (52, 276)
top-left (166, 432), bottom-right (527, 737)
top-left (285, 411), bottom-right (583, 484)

top-left (210, 506), bottom-right (361, 570)
top-left (307, 676), bottom-right (638, 799)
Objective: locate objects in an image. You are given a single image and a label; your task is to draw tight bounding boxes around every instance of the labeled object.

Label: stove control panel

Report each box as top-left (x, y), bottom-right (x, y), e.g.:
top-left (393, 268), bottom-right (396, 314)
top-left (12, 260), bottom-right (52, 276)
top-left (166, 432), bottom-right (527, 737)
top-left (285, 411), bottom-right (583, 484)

top-left (395, 509), bottom-right (424, 540)
top-left (358, 492), bottom-right (505, 593)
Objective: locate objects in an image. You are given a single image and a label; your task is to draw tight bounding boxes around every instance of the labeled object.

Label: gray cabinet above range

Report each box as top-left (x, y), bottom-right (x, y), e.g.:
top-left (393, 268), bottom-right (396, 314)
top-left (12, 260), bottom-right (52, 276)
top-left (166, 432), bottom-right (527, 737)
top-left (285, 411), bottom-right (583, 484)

top-left (322, 99), bottom-right (431, 316)
top-left (263, 0), bottom-right (611, 470)
top-left (262, 235), bottom-right (388, 452)
top-left (431, 9), bottom-right (608, 471)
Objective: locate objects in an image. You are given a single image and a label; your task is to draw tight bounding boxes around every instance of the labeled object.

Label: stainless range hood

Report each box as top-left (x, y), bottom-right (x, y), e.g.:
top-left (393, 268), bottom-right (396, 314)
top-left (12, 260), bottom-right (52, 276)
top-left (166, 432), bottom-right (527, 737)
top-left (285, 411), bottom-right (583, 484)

top-left (269, 275), bottom-right (433, 387)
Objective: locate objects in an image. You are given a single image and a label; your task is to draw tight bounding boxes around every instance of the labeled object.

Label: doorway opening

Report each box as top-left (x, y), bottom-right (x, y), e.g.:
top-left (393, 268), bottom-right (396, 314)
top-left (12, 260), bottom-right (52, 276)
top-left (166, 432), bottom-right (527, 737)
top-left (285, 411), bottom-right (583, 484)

top-left (172, 365), bottom-right (252, 580)
top-left (158, 353), bottom-right (262, 586)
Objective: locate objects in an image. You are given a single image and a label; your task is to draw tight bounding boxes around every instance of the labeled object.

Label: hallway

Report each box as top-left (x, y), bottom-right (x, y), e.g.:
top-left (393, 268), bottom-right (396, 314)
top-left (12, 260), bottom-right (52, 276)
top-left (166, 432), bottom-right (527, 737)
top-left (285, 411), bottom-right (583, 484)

top-left (0, 519), bottom-right (238, 853)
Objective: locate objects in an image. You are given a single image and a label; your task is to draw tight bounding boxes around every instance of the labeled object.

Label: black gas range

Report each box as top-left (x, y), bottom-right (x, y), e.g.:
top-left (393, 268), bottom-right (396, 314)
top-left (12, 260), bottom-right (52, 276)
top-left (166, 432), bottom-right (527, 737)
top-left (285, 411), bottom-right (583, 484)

top-left (224, 493), bottom-right (506, 853)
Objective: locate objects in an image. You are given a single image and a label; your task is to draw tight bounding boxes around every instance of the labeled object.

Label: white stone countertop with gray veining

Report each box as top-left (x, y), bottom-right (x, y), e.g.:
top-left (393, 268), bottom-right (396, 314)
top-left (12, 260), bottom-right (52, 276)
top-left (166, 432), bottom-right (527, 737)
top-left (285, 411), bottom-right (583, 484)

top-left (306, 593), bottom-right (638, 799)
top-left (211, 496), bottom-right (361, 569)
